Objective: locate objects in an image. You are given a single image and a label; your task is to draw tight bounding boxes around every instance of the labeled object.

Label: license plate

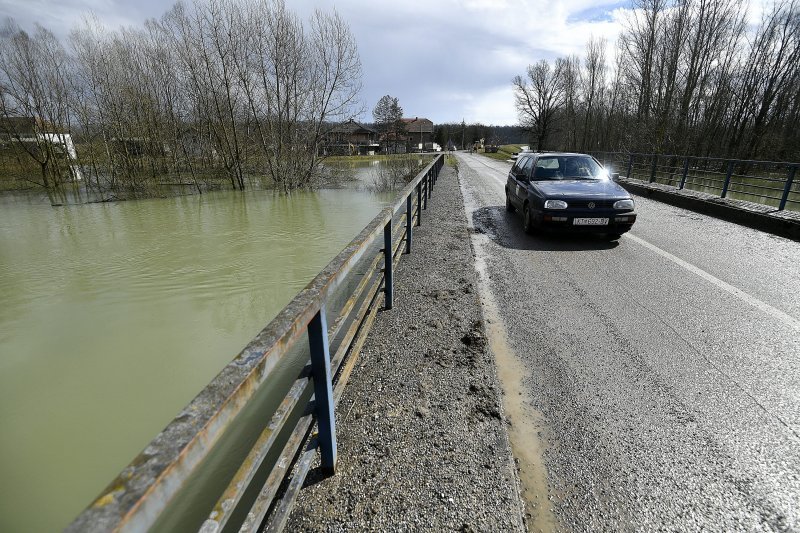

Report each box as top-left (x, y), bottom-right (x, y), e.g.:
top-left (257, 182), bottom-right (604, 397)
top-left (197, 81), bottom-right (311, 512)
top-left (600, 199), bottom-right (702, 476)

top-left (573, 218), bottom-right (609, 225)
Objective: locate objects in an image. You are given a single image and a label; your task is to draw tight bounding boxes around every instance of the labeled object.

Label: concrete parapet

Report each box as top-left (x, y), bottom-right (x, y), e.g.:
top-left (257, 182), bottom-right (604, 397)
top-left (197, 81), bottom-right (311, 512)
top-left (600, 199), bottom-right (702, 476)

top-left (617, 178), bottom-right (800, 241)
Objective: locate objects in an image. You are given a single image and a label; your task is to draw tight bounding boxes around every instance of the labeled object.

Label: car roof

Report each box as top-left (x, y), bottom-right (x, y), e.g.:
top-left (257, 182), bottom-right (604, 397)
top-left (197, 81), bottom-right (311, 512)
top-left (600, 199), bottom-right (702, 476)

top-left (518, 152), bottom-right (591, 158)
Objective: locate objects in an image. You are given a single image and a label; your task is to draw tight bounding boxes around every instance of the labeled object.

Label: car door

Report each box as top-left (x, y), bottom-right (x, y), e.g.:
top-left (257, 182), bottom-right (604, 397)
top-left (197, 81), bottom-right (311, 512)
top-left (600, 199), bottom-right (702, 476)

top-left (511, 157), bottom-right (533, 206)
top-left (507, 158), bottom-right (525, 208)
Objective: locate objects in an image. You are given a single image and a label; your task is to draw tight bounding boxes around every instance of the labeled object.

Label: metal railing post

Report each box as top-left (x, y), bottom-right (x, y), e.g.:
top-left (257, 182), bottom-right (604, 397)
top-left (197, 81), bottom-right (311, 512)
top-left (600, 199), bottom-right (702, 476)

top-left (427, 171), bottom-right (432, 199)
top-left (627, 154), bottom-right (633, 179)
top-left (405, 194), bottom-right (413, 253)
top-left (649, 154), bottom-right (658, 183)
top-left (721, 160), bottom-right (734, 198)
top-left (308, 306), bottom-right (336, 474)
top-left (383, 221), bottom-right (393, 309)
top-left (423, 176), bottom-right (428, 210)
top-left (679, 157), bottom-right (689, 189)
top-left (779, 165), bottom-right (797, 211)
top-left (416, 183), bottom-right (422, 226)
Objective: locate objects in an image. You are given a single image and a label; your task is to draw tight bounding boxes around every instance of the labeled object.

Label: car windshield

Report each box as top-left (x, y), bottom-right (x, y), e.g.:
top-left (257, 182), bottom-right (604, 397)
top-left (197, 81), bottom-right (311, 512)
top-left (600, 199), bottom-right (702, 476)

top-left (532, 156), bottom-right (606, 180)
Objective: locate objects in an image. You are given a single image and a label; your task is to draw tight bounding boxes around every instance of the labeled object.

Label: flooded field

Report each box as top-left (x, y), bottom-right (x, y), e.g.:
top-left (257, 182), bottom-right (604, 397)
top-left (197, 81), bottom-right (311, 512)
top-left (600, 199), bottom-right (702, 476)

top-left (0, 159), bottom-right (422, 532)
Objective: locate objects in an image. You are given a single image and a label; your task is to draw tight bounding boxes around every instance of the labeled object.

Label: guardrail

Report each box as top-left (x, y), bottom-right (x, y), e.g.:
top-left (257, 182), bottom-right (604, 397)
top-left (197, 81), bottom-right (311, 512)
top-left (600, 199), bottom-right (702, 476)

top-left (592, 151), bottom-right (800, 212)
top-left (67, 154), bottom-right (445, 533)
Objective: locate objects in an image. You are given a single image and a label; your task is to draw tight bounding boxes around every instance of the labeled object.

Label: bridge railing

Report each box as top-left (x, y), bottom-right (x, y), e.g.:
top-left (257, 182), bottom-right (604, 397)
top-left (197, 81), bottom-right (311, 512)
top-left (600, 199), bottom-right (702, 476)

top-left (592, 151), bottom-right (800, 212)
top-left (67, 154), bottom-right (445, 533)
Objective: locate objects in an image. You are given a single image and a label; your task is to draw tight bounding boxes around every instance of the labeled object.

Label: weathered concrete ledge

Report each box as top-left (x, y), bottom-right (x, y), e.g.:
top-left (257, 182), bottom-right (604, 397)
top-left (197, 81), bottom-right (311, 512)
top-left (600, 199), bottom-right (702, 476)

top-left (286, 164), bottom-right (526, 531)
top-left (617, 177), bottom-right (800, 241)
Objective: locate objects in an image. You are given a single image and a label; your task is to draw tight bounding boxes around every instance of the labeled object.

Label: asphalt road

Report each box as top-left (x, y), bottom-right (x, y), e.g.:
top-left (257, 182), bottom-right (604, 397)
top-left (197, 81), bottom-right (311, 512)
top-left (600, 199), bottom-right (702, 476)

top-left (454, 152), bottom-right (800, 532)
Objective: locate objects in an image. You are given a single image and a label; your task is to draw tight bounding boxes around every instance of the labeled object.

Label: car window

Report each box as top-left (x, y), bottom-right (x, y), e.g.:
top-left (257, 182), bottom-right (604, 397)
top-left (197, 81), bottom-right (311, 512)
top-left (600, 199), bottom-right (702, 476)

top-left (533, 157), bottom-right (562, 179)
top-left (520, 157), bottom-right (534, 178)
top-left (532, 156), bottom-right (606, 180)
top-left (563, 157), bottom-right (602, 178)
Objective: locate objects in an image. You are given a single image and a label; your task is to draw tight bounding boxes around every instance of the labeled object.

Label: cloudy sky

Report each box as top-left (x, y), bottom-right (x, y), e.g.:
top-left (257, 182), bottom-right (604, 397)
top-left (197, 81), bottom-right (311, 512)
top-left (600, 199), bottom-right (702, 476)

top-left (0, 0), bottom-right (767, 125)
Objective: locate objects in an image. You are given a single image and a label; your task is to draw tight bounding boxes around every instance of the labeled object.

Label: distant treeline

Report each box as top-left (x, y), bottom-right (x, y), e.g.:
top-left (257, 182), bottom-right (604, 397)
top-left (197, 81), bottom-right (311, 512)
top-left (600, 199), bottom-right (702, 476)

top-left (431, 124), bottom-right (526, 149)
top-left (513, 0), bottom-right (799, 162)
top-left (355, 122), bottom-right (526, 150)
top-left (0, 0), bottom-right (362, 196)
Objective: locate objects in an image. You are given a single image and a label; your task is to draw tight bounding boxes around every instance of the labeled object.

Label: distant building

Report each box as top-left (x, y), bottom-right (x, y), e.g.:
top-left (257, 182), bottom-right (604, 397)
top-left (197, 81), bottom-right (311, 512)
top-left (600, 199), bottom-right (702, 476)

top-left (379, 131), bottom-right (407, 154)
top-left (322, 119), bottom-right (379, 156)
top-left (402, 117), bottom-right (434, 152)
top-left (0, 116), bottom-right (82, 180)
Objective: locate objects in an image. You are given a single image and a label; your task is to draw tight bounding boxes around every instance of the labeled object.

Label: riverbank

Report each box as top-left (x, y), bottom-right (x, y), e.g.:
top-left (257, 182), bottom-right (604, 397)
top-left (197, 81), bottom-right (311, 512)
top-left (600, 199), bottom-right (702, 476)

top-left (0, 155), bottom-right (431, 200)
top-left (287, 163), bottom-right (526, 530)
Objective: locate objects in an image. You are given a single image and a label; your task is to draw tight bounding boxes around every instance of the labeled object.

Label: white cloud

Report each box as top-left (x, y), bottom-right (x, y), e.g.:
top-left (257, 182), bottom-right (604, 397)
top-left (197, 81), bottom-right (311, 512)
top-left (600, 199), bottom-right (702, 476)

top-left (0, 0), bottom-right (634, 125)
top-left (464, 85), bottom-right (519, 125)
top-left (0, 0), bottom-right (142, 37)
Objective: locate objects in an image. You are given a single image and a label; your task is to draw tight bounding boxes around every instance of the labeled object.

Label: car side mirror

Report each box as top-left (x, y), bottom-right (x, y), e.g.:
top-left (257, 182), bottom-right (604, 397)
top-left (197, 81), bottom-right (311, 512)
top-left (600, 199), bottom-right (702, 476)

top-left (611, 172), bottom-right (620, 181)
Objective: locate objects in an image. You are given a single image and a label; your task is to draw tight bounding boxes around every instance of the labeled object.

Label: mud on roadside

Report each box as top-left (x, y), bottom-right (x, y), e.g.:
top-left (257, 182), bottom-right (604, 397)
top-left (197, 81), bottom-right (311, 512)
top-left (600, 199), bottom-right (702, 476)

top-left (286, 162), bottom-right (525, 532)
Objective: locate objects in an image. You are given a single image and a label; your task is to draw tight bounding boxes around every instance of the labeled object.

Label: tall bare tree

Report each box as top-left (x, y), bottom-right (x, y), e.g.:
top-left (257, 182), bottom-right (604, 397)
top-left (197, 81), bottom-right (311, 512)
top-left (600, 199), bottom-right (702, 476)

top-left (512, 0), bottom-right (798, 161)
top-left (581, 37), bottom-right (607, 151)
top-left (513, 59), bottom-right (566, 150)
top-left (0, 20), bottom-right (74, 189)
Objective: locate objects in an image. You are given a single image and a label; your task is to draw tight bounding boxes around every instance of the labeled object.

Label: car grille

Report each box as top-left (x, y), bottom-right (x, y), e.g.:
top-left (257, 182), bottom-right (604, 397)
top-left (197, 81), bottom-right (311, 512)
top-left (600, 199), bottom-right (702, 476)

top-left (568, 200), bottom-right (615, 209)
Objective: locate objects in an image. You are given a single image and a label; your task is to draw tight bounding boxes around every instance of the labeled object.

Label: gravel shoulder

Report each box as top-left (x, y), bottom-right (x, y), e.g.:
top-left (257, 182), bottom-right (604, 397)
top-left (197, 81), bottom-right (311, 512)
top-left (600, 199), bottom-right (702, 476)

top-left (286, 161), bottom-right (526, 532)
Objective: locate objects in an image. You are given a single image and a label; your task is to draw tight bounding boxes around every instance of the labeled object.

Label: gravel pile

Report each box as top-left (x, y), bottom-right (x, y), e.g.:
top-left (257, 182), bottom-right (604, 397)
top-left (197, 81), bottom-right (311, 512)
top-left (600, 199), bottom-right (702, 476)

top-left (286, 162), bottom-right (525, 532)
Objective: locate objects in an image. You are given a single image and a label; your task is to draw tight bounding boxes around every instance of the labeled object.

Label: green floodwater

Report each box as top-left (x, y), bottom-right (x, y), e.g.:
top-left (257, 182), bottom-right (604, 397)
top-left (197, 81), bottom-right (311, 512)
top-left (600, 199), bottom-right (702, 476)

top-left (0, 164), bottom-right (397, 532)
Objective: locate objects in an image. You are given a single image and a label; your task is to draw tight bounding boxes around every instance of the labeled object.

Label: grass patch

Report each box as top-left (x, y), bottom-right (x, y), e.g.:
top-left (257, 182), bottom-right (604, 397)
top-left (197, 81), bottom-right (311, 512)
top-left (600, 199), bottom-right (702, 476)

top-left (480, 144), bottom-right (521, 161)
top-left (481, 151), bottom-right (511, 161)
top-left (499, 144), bottom-right (524, 155)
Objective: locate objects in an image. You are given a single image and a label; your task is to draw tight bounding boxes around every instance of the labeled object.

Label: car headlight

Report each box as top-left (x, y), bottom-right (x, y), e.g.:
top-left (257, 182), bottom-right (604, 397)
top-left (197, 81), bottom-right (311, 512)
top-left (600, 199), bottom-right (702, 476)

top-left (613, 199), bottom-right (634, 210)
top-left (544, 199), bottom-right (568, 209)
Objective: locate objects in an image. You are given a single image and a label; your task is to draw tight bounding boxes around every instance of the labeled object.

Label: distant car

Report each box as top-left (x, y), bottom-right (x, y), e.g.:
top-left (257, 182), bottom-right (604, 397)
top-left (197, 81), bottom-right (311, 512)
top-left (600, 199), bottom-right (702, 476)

top-left (505, 152), bottom-right (636, 239)
top-left (509, 148), bottom-right (532, 162)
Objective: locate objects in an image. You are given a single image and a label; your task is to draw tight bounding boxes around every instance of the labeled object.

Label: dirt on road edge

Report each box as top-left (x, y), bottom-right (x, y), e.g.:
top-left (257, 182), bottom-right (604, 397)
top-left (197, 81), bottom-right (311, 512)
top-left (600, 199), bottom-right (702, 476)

top-left (286, 161), bottom-right (526, 532)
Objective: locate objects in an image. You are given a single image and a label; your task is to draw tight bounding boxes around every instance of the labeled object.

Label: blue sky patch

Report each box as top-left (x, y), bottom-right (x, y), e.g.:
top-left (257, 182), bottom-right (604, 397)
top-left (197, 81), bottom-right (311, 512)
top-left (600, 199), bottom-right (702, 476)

top-left (569, 1), bottom-right (631, 23)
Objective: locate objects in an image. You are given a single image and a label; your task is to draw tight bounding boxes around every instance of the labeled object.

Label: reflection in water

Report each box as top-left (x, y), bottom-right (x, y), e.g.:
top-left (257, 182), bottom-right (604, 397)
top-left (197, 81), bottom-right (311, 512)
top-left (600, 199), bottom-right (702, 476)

top-left (0, 178), bottom-right (393, 532)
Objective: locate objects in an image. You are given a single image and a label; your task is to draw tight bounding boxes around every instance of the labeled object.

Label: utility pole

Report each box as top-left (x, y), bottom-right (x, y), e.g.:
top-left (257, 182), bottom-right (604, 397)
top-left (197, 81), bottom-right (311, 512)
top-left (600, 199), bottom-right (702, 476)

top-left (460, 119), bottom-right (465, 151)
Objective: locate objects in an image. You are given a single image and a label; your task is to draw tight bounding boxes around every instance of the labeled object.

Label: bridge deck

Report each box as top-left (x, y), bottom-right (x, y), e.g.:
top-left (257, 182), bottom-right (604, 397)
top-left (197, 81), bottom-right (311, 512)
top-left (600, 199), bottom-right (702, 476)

top-left (287, 163), bottom-right (526, 530)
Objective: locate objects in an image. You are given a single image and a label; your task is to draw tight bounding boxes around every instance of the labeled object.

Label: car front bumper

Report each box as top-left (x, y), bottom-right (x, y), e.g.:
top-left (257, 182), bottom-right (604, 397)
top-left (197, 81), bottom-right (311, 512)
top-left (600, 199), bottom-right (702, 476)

top-left (533, 210), bottom-right (637, 233)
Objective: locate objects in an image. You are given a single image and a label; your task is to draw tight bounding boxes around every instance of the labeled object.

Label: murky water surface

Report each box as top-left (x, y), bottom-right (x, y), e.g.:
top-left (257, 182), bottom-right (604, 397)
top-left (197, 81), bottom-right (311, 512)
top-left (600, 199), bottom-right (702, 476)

top-left (0, 163), bottom-right (396, 532)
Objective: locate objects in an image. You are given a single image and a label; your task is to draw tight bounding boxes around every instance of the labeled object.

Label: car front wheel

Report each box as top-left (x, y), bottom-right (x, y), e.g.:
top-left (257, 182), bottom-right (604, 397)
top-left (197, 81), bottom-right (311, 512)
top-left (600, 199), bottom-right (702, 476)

top-left (523, 204), bottom-right (535, 234)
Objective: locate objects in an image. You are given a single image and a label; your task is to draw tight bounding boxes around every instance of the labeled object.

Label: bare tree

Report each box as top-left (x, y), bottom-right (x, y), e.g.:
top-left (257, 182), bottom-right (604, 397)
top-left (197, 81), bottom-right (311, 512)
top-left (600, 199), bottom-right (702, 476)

top-left (511, 0), bottom-right (797, 161)
top-left (306, 7), bottom-right (364, 162)
top-left (727, 0), bottom-right (799, 158)
top-left (581, 37), bottom-right (607, 151)
top-left (618, 0), bottom-right (667, 147)
top-left (3, 0), bottom-right (364, 199)
top-left (0, 20), bottom-right (74, 190)
top-left (559, 55), bottom-right (581, 151)
top-left (513, 59), bottom-right (566, 150)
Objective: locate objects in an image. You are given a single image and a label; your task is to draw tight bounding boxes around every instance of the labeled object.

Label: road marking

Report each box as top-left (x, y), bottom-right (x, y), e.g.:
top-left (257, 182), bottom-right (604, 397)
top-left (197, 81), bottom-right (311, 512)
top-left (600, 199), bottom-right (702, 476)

top-left (460, 153), bottom-right (800, 330)
top-left (625, 233), bottom-right (800, 332)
